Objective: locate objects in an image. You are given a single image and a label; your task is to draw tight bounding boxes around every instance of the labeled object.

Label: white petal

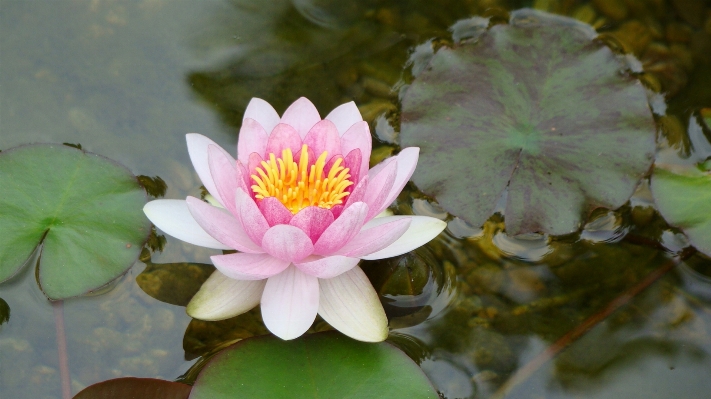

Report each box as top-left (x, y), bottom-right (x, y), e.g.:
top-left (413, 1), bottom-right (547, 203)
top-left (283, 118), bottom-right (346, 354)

top-left (244, 97), bottom-right (280, 134)
top-left (261, 265), bottom-right (319, 340)
top-left (294, 255), bottom-right (360, 279)
top-left (325, 101), bottom-right (363, 135)
top-left (381, 147), bottom-right (420, 210)
top-left (143, 200), bottom-right (230, 249)
top-left (360, 216), bottom-right (446, 260)
top-left (186, 271), bottom-right (265, 321)
top-left (186, 133), bottom-right (235, 207)
top-left (318, 266), bottom-right (388, 342)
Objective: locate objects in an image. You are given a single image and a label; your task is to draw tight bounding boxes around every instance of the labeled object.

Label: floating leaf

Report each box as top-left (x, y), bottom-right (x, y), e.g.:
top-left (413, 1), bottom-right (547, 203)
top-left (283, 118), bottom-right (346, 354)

top-left (0, 298), bottom-right (9, 326)
top-left (400, 9), bottom-right (655, 235)
top-left (0, 144), bottom-right (151, 299)
top-left (190, 332), bottom-right (439, 399)
top-left (137, 262), bottom-right (215, 306)
top-left (651, 167), bottom-right (711, 256)
top-left (73, 377), bottom-right (191, 399)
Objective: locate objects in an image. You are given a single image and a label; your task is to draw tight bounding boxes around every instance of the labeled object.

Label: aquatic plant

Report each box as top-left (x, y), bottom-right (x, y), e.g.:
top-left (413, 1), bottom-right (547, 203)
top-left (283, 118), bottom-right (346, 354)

top-left (144, 97), bottom-right (446, 341)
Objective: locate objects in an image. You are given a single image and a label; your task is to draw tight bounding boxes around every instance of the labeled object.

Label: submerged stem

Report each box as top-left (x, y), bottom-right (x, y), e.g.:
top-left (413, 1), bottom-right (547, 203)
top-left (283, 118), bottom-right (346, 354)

top-left (52, 300), bottom-right (71, 399)
top-left (492, 247), bottom-right (697, 399)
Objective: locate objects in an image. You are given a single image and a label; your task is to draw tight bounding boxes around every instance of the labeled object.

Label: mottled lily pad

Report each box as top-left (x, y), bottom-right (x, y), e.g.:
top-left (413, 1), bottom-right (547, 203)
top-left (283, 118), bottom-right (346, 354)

top-left (74, 377), bottom-right (191, 399)
top-left (0, 144), bottom-right (150, 299)
top-left (400, 9), bottom-right (655, 235)
top-left (651, 166), bottom-right (711, 257)
top-left (190, 332), bottom-right (439, 399)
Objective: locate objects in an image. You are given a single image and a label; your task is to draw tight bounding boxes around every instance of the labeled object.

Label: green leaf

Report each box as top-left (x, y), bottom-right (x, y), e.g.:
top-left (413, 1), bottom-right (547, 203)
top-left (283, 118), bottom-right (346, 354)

top-left (400, 9), bottom-right (655, 235)
top-left (650, 167), bottom-right (711, 257)
top-left (0, 144), bottom-right (151, 299)
top-left (73, 377), bottom-right (191, 399)
top-left (190, 332), bottom-right (439, 399)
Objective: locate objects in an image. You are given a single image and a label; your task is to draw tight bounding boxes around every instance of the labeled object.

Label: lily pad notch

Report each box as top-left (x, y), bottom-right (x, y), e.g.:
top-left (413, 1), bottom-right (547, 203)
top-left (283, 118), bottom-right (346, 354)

top-left (400, 9), bottom-right (656, 236)
top-left (0, 144), bottom-right (152, 299)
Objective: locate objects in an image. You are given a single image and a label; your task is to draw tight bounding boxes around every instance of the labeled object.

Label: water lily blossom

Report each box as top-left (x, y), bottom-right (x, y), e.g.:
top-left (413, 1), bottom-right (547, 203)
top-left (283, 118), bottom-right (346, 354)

top-left (144, 97), bottom-right (446, 342)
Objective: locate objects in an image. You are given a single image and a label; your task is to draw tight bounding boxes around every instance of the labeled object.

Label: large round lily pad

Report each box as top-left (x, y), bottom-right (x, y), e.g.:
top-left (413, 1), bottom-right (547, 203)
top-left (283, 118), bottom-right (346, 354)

top-left (651, 166), bottom-right (711, 257)
top-left (190, 332), bottom-right (439, 399)
top-left (0, 144), bottom-right (150, 299)
top-left (400, 9), bottom-right (655, 235)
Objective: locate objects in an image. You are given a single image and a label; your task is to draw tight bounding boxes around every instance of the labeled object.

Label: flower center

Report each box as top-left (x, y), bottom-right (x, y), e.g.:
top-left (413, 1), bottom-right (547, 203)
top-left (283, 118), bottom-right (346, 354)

top-left (250, 144), bottom-right (353, 214)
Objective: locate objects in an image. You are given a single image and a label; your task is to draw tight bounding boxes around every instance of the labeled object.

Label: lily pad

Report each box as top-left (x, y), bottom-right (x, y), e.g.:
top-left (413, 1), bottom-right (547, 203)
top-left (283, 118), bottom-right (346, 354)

top-left (400, 9), bottom-right (655, 235)
top-left (0, 144), bottom-right (150, 299)
top-left (651, 167), bottom-right (711, 257)
top-left (74, 377), bottom-right (191, 399)
top-left (190, 331), bottom-right (439, 399)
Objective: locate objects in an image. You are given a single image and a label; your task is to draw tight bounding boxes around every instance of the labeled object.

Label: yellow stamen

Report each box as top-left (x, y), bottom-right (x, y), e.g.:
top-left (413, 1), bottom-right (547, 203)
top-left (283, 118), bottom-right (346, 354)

top-left (250, 144), bottom-right (354, 214)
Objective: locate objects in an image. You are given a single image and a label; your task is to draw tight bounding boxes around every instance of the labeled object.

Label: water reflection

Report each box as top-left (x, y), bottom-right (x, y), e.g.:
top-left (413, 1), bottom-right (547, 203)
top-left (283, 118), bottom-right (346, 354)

top-left (579, 210), bottom-right (629, 244)
top-left (0, 298), bottom-right (9, 327)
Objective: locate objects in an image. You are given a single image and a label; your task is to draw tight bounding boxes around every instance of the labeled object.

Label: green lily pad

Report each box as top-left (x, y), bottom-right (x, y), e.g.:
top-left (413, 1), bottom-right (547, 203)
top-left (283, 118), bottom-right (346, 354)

top-left (190, 332), bottom-right (439, 399)
top-left (74, 377), bottom-right (191, 399)
top-left (0, 144), bottom-right (150, 299)
top-left (651, 167), bottom-right (711, 257)
top-left (400, 9), bottom-right (655, 235)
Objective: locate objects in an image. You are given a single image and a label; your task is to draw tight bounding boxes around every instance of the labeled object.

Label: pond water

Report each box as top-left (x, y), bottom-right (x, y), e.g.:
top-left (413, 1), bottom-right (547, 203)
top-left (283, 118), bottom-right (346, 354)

top-left (1, 0), bottom-right (711, 398)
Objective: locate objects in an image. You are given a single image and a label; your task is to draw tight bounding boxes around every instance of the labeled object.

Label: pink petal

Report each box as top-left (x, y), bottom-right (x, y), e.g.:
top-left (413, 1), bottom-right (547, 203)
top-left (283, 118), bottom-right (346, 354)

top-left (185, 196), bottom-right (263, 253)
top-left (313, 202), bottom-right (368, 255)
top-left (237, 118), bottom-right (269, 164)
top-left (330, 204), bottom-right (344, 219)
top-left (187, 271), bottom-right (265, 321)
top-left (367, 155), bottom-right (395, 178)
top-left (302, 119), bottom-right (341, 160)
top-left (342, 148), bottom-right (362, 186)
top-left (335, 217), bottom-right (411, 258)
top-left (237, 161), bottom-right (252, 191)
top-left (289, 206), bottom-right (335, 242)
top-left (280, 97), bottom-right (321, 139)
top-left (340, 121), bottom-right (371, 180)
top-left (208, 144), bottom-right (239, 215)
top-left (344, 175), bottom-right (368, 208)
top-left (362, 158), bottom-right (397, 221)
top-left (294, 255), bottom-right (360, 279)
top-left (265, 123), bottom-right (303, 158)
top-left (325, 101), bottom-right (363, 135)
top-left (261, 224), bottom-right (314, 262)
top-left (380, 147), bottom-right (420, 211)
top-left (186, 133), bottom-right (235, 203)
top-left (318, 266), bottom-right (388, 342)
top-left (211, 252), bottom-right (290, 280)
top-left (144, 199), bottom-right (230, 250)
top-left (258, 197), bottom-right (293, 226)
top-left (244, 97), bottom-right (280, 135)
top-left (360, 216), bottom-right (447, 260)
top-left (261, 265), bottom-right (319, 340)
top-left (236, 189), bottom-right (270, 246)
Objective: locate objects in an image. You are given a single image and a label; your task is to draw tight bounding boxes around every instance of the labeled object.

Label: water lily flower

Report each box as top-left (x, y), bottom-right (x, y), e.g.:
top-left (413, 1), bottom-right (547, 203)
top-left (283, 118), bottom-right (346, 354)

top-left (144, 97), bottom-right (446, 342)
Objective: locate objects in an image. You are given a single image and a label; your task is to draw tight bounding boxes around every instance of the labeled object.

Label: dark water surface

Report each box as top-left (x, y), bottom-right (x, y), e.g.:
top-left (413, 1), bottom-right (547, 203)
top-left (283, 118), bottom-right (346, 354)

top-left (1, 0), bottom-right (711, 398)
